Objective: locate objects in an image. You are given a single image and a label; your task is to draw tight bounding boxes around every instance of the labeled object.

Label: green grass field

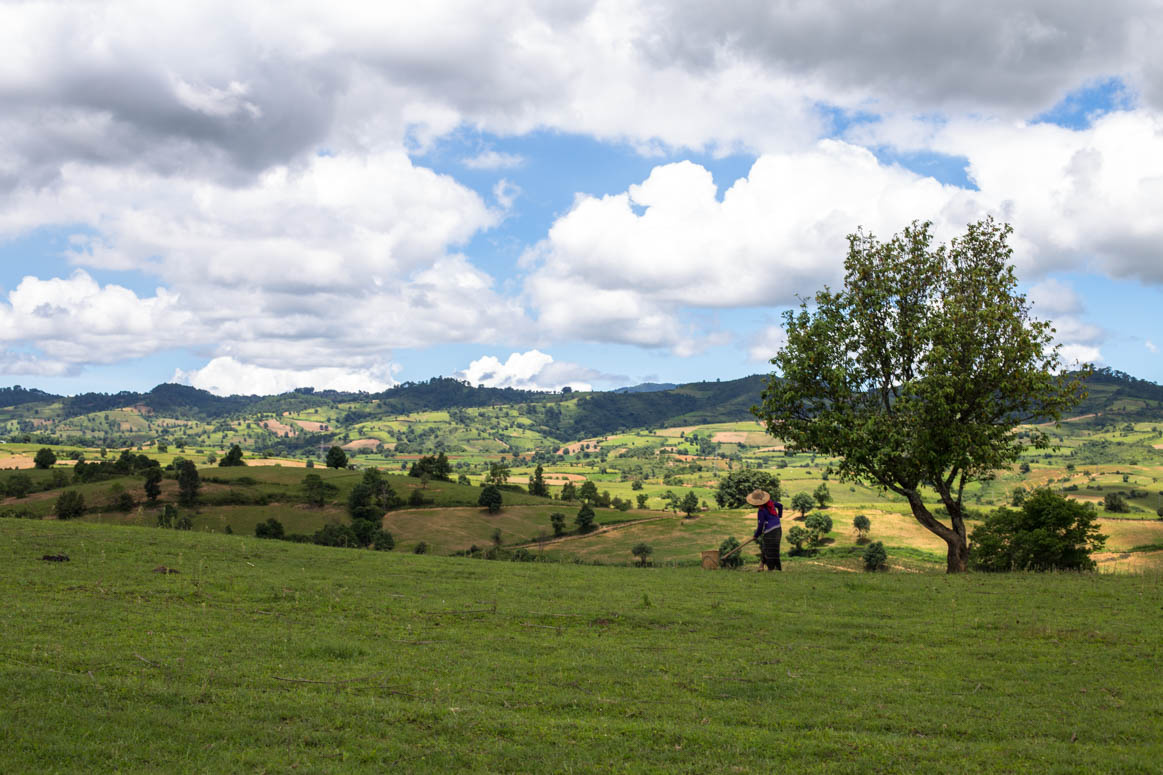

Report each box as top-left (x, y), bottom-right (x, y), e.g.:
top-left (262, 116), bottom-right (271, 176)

top-left (2, 519), bottom-right (1161, 773)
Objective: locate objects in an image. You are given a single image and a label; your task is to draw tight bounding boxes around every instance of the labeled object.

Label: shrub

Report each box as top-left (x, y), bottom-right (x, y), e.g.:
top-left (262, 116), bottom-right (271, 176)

top-left (718, 536), bottom-right (743, 569)
top-left (804, 512), bottom-right (833, 545)
top-left (325, 446), bottom-right (348, 469)
top-left (478, 484), bottom-right (503, 514)
top-left (54, 490), bottom-right (86, 520)
top-left (1157, 506), bottom-right (1163, 519)
top-left (34, 448), bottom-right (57, 469)
top-left (790, 492), bottom-right (814, 517)
top-left (631, 542), bottom-right (653, 566)
top-left (408, 488), bottom-right (426, 507)
top-left (786, 525), bottom-right (811, 555)
top-left (1103, 492), bottom-right (1130, 513)
top-left (853, 514), bottom-right (871, 540)
top-left (575, 504), bottom-right (596, 533)
top-left (812, 483), bottom-right (831, 508)
top-left (969, 489), bottom-right (1107, 572)
top-left (157, 504), bottom-right (177, 528)
top-left (373, 530), bottom-right (395, 551)
top-left (862, 541), bottom-right (888, 571)
top-left (413, 541), bottom-right (429, 555)
top-left (174, 515), bottom-right (193, 530)
top-left (6, 474), bottom-right (32, 499)
top-left (255, 518), bottom-right (285, 540)
top-left (549, 512), bottom-right (566, 537)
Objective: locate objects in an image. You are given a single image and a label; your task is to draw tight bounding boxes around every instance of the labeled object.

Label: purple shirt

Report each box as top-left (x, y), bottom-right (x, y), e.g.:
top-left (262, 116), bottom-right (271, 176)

top-left (754, 500), bottom-right (783, 538)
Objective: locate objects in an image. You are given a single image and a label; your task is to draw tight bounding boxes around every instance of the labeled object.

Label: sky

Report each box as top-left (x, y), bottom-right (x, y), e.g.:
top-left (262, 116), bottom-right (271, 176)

top-left (1, 1), bottom-right (1162, 397)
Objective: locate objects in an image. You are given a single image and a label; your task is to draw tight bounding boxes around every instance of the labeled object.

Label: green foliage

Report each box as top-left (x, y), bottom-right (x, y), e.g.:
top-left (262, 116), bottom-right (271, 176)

top-left (714, 469), bottom-right (781, 508)
top-left (862, 541), bottom-right (888, 571)
top-left (970, 489), bottom-right (1107, 572)
top-left (457, 473), bottom-right (471, 486)
top-left (413, 541), bottom-right (429, 555)
top-left (157, 504), bottom-right (177, 528)
top-left (790, 492), bottom-right (814, 517)
top-left (804, 512), bottom-right (833, 545)
top-left (349, 468), bottom-right (402, 520)
top-left (33, 448), bottom-right (57, 469)
top-left (301, 473), bottom-right (329, 507)
top-left (630, 479), bottom-right (643, 491)
top-left (409, 453), bottom-right (452, 481)
top-left (478, 484), bottom-right (503, 514)
top-left (325, 445), bottom-right (348, 469)
top-left (786, 525), bottom-right (811, 554)
top-left (372, 530), bottom-right (395, 551)
top-left (176, 460), bottom-right (200, 506)
top-left (853, 514), bottom-right (871, 539)
top-left (6, 474), bottom-right (32, 499)
top-left (578, 480), bottom-right (599, 503)
top-left (549, 512), bottom-right (566, 537)
top-left (559, 481), bottom-right (577, 501)
top-left (143, 467), bottom-right (162, 503)
top-left (528, 464), bottom-right (550, 497)
top-left (575, 504), bottom-right (596, 533)
top-left (718, 536), bottom-right (743, 569)
top-left (255, 518), bottom-right (285, 540)
top-left (680, 491), bottom-right (699, 518)
top-left (812, 483), bottom-right (831, 508)
top-left (487, 461), bottom-right (511, 486)
top-left (54, 490), bottom-right (85, 520)
top-left (1011, 487), bottom-right (1028, 507)
top-left (635, 493), bottom-right (648, 509)
top-left (1103, 492), bottom-right (1130, 513)
top-left (755, 218), bottom-right (1086, 572)
top-left (631, 542), bottom-right (653, 566)
top-left (218, 444), bottom-right (246, 467)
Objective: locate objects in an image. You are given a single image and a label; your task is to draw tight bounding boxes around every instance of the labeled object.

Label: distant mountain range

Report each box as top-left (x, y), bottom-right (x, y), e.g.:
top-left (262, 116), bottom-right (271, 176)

top-left (2, 368), bottom-right (1161, 449)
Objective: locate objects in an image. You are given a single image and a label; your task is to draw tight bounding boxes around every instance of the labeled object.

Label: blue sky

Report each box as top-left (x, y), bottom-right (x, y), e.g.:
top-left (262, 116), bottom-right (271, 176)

top-left (1, 2), bottom-right (1161, 396)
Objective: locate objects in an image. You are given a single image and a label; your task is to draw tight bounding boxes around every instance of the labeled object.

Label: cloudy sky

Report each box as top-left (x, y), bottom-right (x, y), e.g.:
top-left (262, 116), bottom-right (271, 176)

top-left (2, 1), bottom-right (1162, 396)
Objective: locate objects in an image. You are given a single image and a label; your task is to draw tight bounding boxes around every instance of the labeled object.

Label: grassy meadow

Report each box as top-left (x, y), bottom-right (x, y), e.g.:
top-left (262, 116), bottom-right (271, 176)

top-left (2, 518), bottom-right (1161, 773)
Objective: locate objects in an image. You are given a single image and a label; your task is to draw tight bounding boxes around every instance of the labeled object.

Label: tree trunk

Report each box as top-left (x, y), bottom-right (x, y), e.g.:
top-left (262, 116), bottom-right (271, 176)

top-left (903, 491), bottom-right (968, 573)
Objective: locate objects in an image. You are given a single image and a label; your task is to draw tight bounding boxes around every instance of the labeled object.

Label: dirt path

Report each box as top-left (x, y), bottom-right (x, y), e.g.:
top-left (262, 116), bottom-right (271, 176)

top-left (511, 514), bottom-right (679, 549)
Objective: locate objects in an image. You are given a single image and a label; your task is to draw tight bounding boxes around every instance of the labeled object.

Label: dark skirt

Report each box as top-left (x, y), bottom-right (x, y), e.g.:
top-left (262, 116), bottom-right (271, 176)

top-left (761, 528), bottom-right (782, 571)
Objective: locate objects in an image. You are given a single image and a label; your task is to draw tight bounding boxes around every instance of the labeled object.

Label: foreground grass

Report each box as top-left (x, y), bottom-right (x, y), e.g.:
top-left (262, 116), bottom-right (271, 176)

top-left (2, 520), bottom-right (1161, 774)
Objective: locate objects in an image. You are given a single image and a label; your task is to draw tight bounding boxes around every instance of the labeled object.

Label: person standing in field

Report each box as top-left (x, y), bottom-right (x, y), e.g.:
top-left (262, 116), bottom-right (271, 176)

top-left (747, 489), bottom-right (783, 571)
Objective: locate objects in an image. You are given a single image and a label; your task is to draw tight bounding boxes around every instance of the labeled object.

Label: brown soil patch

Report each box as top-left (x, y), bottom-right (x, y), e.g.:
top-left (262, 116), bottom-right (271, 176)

top-left (711, 432), bottom-right (747, 443)
top-left (1153, 444), bottom-right (1163, 450)
top-left (757, 446), bottom-right (785, 452)
top-left (245, 458), bottom-right (308, 467)
top-left (261, 419), bottom-right (296, 437)
top-left (543, 473), bottom-right (586, 483)
top-left (342, 438), bottom-right (382, 451)
top-left (295, 420), bottom-right (329, 432)
top-left (0, 455), bottom-right (35, 469)
top-left (656, 426), bottom-right (699, 438)
top-left (1038, 413), bottom-right (1098, 426)
top-left (556, 438), bottom-right (605, 455)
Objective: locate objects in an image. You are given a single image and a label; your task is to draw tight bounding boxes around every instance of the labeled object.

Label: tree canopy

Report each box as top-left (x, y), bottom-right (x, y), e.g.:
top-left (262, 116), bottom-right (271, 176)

top-left (714, 469), bottom-right (781, 509)
top-left (969, 489), bottom-right (1106, 572)
top-left (754, 219), bottom-right (1086, 572)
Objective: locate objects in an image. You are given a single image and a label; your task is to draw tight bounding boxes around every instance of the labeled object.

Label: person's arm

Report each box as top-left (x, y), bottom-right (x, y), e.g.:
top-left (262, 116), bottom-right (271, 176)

top-left (754, 507), bottom-right (762, 539)
top-left (774, 501), bottom-right (784, 522)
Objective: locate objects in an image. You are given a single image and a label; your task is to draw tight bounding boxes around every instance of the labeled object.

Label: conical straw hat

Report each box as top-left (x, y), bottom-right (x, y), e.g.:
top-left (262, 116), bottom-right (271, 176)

top-left (745, 489), bottom-right (770, 506)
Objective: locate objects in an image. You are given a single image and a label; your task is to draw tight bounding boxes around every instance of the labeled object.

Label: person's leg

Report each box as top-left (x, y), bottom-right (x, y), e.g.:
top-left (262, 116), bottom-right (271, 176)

top-left (771, 527), bottom-right (782, 571)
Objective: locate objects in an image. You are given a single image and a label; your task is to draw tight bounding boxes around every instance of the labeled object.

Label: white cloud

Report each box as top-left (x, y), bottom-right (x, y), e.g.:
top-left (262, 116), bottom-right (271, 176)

top-left (463, 150), bottom-right (525, 170)
top-left (493, 178), bottom-right (520, 210)
top-left (173, 356), bottom-right (398, 396)
top-left (459, 350), bottom-right (600, 392)
top-left (1147, 340), bottom-right (1158, 353)
top-left (748, 326), bottom-right (788, 363)
top-left (1027, 278), bottom-right (1104, 367)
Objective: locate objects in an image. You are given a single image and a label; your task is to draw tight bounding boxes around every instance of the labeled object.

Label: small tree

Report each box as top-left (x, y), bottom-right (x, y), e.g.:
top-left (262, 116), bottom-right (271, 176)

top-left (157, 504), bottom-right (177, 528)
top-left (457, 473), bottom-right (471, 486)
top-left (631, 542), bottom-right (653, 566)
top-left (54, 490), bottom-right (85, 520)
top-left (408, 487), bottom-right (425, 507)
top-left (478, 484), bottom-right (503, 514)
top-left (715, 469), bottom-right (782, 508)
top-left (373, 530), bottom-right (395, 551)
top-left (325, 445), bottom-right (348, 469)
top-left (550, 512), bottom-right (566, 537)
top-left (176, 460), bottom-right (200, 506)
top-left (302, 473), bottom-right (328, 507)
top-left (718, 536), bottom-right (744, 569)
top-left (853, 514), bottom-right (872, 541)
top-left (631, 479), bottom-right (643, 491)
top-left (786, 526), bottom-right (811, 555)
top-left (219, 444), bottom-right (246, 467)
top-left (560, 481), bottom-right (577, 501)
top-left (528, 464), bottom-right (550, 497)
top-left (790, 492), bottom-right (814, 518)
top-left (255, 518), bottom-right (285, 539)
top-left (863, 541), bottom-right (888, 571)
top-left (575, 503), bottom-right (596, 533)
top-left (804, 512), bottom-right (833, 545)
top-left (812, 483), bottom-right (832, 509)
top-left (636, 493), bottom-right (649, 509)
top-left (487, 461), bottom-right (511, 486)
top-left (6, 473), bottom-right (32, 499)
top-left (1103, 492), bottom-right (1130, 513)
top-left (970, 489), bottom-right (1107, 572)
top-left (578, 480), bottom-right (599, 503)
top-left (413, 541), bottom-right (429, 555)
top-left (143, 467), bottom-right (163, 503)
top-left (34, 448), bottom-right (57, 469)
top-left (680, 491), bottom-right (699, 518)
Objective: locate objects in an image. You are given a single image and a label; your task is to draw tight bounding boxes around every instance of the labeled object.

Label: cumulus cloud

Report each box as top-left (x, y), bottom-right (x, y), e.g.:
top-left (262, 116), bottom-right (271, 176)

top-left (458, 350), bottom-right (609, 392)
top-left (748, 326), bottom-right (788, 363)
top-left (463, 150), bottom-right (525, 170)
top-left (1027, 278), bottom-right (1105, 367)
top-left (173, 356), bottom-right (398, 396)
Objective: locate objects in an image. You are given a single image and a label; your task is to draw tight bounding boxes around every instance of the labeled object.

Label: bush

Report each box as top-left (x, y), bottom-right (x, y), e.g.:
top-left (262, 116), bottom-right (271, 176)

top-left (157, 504), bottom-right (177, 528)
top-left (631, 542), bottom-right (653, 566)
top-left (862, 541), bottom-right (888, 571)
top-left (790, 492), bottom-right (814, 517)
top-left (718, 536), bottom-right (743, 569)
top-left (714, 469), bottom-right (782, 508)
top-left (373, 530), bottom-right (395, 551)
top-left (1157, 506), bottom-right (1163, 519)
top-left (34, 448), bottom-right (57, 469)
top-left (174, 515), bottom-right (193, 531)
top-left (786, 525), bottom-right (811, 555)
top-left (6, 474), bottom-right (32, 499)
top-left (969, 489), bottom-right (1107, 572)
top-left (575, 504), bottom-right (596, 533)
top-left (549, 512), bottom-right (566, 537)
top-left (413, 541), bottom-right (429, 555)
top-left (804, 512), bottom-right (833, 545)
top-left (852, 514), bottom-right (871, 540)
top-left (54, 490), bottom-right (86, 520)
top-left (325, 446), bottom-right (348, 469)
top-left (812, 483), bottom-right (831, 508)
top-left (1103, 492), bottom-right (1130, 513)
top-left (255, 518), bottom-right (285, 540)
top-left (478, 484), bottom-right (503, 514)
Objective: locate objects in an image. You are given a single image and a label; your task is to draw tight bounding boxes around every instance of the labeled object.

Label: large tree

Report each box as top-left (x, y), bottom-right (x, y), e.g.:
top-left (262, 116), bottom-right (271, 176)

top-left (754, 219), bottom-right (1086, 573)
